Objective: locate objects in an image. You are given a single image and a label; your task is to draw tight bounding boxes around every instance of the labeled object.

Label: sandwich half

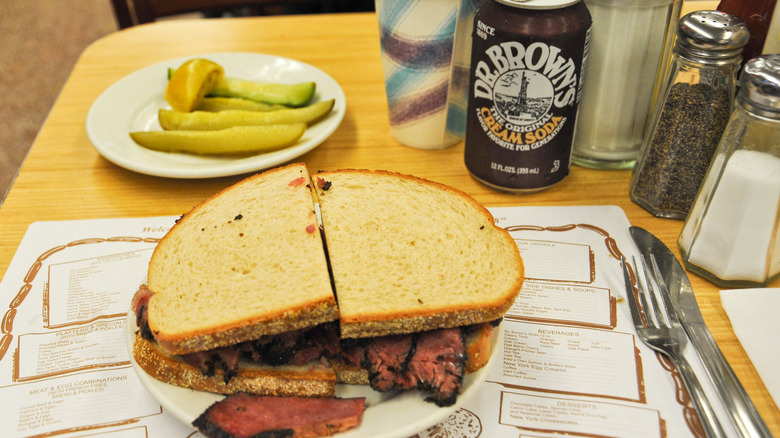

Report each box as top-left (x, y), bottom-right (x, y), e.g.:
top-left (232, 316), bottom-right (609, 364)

top-left (313, 169), bottom-right (523, 405)
top-left (133, 162), bottom-right (339, 397)
top-left (314, 169), bottom-right (522, 337)
top-left (131, 163), bottom-right (524, 405)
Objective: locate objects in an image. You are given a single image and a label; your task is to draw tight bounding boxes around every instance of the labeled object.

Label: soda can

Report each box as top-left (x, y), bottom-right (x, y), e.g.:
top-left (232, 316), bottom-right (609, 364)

top-left (464, 0), bottom-right (592, 192)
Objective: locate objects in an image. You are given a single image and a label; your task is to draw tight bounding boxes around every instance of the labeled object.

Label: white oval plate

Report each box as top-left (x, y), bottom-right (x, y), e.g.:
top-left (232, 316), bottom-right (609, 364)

top-left (86, 52), bottom-right (346, 178)
top-left (125, 312), bottom-right (501, 438)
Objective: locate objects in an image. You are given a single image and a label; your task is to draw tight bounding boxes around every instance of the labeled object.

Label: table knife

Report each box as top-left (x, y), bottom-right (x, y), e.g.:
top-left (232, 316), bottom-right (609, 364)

top-left (629, 226), bottom-right (772, 438)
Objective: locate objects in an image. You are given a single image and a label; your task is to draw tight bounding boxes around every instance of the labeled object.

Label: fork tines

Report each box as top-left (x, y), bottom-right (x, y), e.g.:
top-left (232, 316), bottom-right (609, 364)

top-left (634, 254), bottom-right (680, 331)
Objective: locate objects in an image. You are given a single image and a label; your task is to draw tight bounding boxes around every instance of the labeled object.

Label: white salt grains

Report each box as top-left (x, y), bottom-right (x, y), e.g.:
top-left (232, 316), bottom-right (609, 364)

top-left (679, 150), bottom-right (780, 283)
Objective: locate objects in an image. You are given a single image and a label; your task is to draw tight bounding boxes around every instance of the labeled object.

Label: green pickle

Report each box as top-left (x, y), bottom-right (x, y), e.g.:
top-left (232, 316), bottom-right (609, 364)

top-left (130, 124), bottom-right (306, 155)
top-left (211, 78), bottom-right (316, 107)
top-left (159, 100), bottom-right (334, 130)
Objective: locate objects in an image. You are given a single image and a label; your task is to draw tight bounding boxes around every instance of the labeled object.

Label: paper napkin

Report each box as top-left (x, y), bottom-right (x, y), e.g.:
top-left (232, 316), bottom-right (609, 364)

top-left (720, 288), bottom-right (780, 407)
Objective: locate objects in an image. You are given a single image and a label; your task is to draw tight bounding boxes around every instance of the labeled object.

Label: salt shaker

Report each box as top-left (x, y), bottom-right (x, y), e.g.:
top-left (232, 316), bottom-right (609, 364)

top-left (629, 11), bottom-right (749, 219)
top-left (678, 54), bottom-right (780, 288)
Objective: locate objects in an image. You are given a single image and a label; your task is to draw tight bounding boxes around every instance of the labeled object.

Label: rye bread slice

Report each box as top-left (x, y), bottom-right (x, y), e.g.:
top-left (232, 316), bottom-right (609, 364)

top-left (313, 169), bottom-right (524, 338)
top-left (146, 163), bottom-right (338, 355)
top-left (133, 334), bottom-right (337, 398)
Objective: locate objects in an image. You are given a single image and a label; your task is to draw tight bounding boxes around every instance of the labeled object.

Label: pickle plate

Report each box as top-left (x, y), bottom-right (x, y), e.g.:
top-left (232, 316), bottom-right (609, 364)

top-left (86, 52), bottom-right (346, 178)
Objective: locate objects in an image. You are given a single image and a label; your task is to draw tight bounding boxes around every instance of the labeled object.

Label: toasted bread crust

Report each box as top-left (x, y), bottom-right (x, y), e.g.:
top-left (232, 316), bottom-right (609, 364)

top-left (464, 323), bottom-right (495, 373)
top-left (152, 300), bottom-right (339, 355)
top-left (331, 362), bottom-right (369, 385)
top-left (339, 301), bottom-right (512, 339)
top-left (133, 333), bottom-right (336, 397)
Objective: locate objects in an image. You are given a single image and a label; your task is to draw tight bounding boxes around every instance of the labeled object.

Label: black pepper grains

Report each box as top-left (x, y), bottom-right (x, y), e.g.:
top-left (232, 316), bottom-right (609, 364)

top-left (629, 10), bottom-right (748, 220)
top-left (630, 82), bottom-right (731, 218)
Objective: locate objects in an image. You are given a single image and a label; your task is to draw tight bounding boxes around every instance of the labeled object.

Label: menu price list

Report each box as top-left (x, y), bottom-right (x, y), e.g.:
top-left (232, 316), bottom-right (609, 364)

top-left (0, 217), bottom-right (193, 437)
top-left (497, 391), bottom-right (662, 437)
top-left (499, 322), bottom-right (641, 401)
top-left (448, 206), bottom-right (728, 438)
top-left (14, 370), bottom-right (156, 434)
top-left (16, 320), bottom-right (128, 381)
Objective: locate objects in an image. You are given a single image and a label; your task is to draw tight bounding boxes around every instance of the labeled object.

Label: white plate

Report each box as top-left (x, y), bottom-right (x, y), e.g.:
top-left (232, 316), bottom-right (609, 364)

top-left (125, 312), bottom-right (501, 438)
top-left (87, 52), bottom-right (346, 178)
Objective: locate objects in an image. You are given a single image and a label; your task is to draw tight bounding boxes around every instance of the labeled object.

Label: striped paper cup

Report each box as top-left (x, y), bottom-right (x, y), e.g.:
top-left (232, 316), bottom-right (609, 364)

top-left (376, 0), bottom-right (477, 149)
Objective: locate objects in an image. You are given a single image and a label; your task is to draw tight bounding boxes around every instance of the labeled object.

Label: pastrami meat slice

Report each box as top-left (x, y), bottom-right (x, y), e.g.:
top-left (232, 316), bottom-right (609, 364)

top-left (404, 328), bottom-right (466, 407)
top-left (131, 285), bottom-right (154, 340)
top-left (362, 334), bottom-right (415, 392)
top-left (214, 347), bottom-right (240, 383)
top-left (359, 328), bottom-right (467, 405)
top-left (192, 393), bottom-right (366, 438)
top-left (288, 323), bottom-right (341, 365)
top-left (181, 346), bottom-right (241, 384)
top-left (241, 323), bottom-right (340, 367)
top-left (253, 329), bottom-right (307, 366)
top-left (183, 350), bottom-right (217, 377)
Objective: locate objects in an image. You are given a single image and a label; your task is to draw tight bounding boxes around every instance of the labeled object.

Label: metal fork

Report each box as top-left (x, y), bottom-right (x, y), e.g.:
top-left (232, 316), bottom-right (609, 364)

top-left (622, 255), bottom-right (726, 438)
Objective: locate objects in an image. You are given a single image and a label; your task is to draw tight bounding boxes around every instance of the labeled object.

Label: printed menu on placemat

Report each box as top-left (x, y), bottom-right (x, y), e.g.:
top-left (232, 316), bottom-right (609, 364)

top-left (0, 208), bottom-right (732, 437)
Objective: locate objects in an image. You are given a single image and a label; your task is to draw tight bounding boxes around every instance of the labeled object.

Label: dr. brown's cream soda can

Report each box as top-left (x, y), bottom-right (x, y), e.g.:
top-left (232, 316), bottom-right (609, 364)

top-left (464, 0), bottom-right (591, 192)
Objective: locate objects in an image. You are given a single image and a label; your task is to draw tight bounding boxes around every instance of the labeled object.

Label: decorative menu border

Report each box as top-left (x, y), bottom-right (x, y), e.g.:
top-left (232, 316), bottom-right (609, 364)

top-left (502, 222), bottom-right (703, 438)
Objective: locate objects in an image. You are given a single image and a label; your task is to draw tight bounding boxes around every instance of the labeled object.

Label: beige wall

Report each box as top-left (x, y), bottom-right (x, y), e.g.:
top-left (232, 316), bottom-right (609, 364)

top-left (682, 0), bottom-right (719, 15)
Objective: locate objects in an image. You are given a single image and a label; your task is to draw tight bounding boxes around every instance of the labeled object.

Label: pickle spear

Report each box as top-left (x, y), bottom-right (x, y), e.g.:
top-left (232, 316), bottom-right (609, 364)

top-left (159, 100), bottom-right (334, 131)
top-left (129, 124), bottom-right (306, 155)
top-left (195, 97), bottom-right (287, 112)
top-left (211, 77), bottom-right (316, 107)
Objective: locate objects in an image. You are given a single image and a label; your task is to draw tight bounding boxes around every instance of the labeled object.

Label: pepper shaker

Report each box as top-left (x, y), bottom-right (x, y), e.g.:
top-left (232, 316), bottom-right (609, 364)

top-left (678, 55), bottom-right (780, 288)
top-left (629, 11), bottom-right (749, 219)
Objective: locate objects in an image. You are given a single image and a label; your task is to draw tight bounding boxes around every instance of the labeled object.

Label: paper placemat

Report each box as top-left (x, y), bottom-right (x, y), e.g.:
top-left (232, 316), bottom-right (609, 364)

top-left (0, 207), bottom-right (736, 437)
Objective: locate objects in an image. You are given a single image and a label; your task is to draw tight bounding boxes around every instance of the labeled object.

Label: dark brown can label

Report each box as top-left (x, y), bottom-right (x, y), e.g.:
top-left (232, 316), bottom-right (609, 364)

top-left (464, 2), bottom-right (591, 192)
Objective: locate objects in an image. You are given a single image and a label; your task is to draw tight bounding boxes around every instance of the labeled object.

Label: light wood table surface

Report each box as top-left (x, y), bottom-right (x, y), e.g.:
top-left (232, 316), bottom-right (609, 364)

top-left (0, 9), bottom-right (776, 435)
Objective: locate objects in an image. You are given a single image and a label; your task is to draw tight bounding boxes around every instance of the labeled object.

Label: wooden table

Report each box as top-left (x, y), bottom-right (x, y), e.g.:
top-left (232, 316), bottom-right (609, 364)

top-left (0, 10), bottom-right (776, 435)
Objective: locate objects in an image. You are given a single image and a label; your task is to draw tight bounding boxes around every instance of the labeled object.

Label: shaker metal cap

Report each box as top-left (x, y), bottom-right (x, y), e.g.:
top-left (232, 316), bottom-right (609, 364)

top-left (676, 10), bottom-right (749, 62)
top-left (493, 0), bottom-right (582, 9)
top-left (738, 54), bottom-right (780, 118)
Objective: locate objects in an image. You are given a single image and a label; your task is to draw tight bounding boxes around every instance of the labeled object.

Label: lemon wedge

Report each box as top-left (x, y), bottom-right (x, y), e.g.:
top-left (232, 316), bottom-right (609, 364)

top-left (165, 59), bottom-right (224, 112)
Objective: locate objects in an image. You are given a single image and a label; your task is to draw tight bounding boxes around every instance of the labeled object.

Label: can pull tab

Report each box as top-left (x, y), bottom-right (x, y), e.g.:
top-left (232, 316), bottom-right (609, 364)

top-left (493, 0), bottom-right (584, 9)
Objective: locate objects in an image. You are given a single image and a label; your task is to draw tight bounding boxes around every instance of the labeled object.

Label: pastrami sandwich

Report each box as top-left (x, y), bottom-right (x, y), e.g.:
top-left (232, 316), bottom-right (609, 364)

top-left (131, 162), bottom-right (524, 407)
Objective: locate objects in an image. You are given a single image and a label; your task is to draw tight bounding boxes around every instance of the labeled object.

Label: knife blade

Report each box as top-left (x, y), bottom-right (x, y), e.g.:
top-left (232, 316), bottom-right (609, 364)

top-left (629, 226), bottom-right (772, 438)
